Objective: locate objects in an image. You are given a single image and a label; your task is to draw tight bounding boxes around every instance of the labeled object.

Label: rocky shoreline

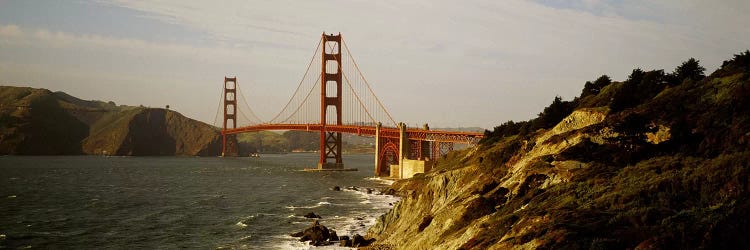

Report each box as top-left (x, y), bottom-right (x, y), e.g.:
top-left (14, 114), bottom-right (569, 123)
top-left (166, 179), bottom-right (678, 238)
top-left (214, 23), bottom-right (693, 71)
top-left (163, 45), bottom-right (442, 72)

top-left (288, 185), bottom-right (399, 248)
top-left (290, 220), bottom-right (375, 247)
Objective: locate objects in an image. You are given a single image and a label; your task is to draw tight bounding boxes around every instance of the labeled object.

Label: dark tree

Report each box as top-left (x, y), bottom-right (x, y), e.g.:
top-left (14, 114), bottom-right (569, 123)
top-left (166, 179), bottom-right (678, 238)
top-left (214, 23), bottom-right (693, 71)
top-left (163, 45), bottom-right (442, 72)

top-left (673, 58), bottom-right (706, 83)
top-left (581, 75), bottom-right (612, 97)
top-left (627, 68), bottom-right (646, 84)
top-left (533, 96), bottom-right (575, 130)
top-left (610, 69), bottom-right (643, 111)
top-left (594, 75), bottom-right (612, 88)
top-left (712, 50), bottom-right (750, 79)
top-left (721, 50), bottom-right (750, 70)
top-left (610, 69), bottom-right (668, 111)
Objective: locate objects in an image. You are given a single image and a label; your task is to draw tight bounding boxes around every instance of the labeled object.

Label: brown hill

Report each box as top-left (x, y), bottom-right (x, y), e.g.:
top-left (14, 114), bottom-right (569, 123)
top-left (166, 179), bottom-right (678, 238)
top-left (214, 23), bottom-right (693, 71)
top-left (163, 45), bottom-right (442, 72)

top-left (0, 86), bottom-right (221, 156)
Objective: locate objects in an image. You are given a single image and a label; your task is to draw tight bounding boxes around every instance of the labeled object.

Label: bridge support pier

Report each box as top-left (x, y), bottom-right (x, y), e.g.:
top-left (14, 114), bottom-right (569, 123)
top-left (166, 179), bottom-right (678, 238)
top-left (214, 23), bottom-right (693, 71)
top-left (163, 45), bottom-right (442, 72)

top-left (318, 32), bottom-right (344, 169)
top-left (397, 122), bottom-right (409, 178)
top-left (374, 122), bottom-right (381, 175)
top-left (222, 77), bottom-right (239, 157)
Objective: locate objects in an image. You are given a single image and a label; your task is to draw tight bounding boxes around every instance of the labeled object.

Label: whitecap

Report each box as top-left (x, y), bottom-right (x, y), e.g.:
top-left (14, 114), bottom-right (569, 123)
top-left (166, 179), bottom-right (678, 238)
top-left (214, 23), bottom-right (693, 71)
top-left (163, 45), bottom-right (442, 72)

top-left (366, 176), bottom-right (395, 185)
top-left (286, 201), bottom-right (335, 210)
top-left (235, 221), bottom-right (248, 228)
top-left (285, 205), bottom-right (316, 210)
top-left (273, 235), bottom-right (311, 250)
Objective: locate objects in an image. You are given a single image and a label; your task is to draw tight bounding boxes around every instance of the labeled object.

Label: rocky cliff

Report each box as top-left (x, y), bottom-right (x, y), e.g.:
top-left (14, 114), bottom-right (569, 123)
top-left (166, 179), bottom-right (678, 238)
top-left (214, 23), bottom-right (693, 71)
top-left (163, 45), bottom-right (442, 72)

top-left (368, 52), bottom-right (750, 249)
top-left (0, 86), bottom-right (221, 155)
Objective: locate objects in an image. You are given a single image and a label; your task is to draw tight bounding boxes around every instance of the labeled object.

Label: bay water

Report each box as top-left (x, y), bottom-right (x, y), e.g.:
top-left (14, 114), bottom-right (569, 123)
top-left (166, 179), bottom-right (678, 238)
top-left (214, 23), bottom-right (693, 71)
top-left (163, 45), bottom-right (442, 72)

top-left (0, 154), bottom-right (397, 249)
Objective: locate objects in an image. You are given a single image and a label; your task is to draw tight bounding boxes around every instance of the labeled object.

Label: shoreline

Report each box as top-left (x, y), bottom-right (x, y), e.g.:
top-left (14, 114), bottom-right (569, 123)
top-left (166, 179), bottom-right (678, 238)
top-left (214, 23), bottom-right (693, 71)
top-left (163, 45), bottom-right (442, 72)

top-left (282, 177), bottom-right (400, 248)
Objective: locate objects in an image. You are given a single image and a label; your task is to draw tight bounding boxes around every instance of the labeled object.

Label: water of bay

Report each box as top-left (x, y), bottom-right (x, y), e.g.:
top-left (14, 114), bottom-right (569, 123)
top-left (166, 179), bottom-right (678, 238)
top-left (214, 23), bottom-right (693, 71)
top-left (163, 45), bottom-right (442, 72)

top-left (0, 154), bottom-right (397, 249)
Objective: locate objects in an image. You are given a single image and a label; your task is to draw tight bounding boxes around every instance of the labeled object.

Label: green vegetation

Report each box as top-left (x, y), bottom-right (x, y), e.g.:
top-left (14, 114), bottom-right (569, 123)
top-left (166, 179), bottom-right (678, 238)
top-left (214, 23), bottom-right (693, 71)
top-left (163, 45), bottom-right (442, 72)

top-left (482, 95), bottom-right (575, 144)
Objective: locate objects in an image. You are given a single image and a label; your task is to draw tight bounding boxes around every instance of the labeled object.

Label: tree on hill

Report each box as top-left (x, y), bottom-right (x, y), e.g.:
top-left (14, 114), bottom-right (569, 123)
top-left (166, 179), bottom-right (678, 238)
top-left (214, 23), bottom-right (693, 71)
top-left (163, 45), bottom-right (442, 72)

top-left (673, 58), bottom-right (706, 84)
top-left (581, 75), bottom-right (612, 97)
top-left (610, 69), bottom-right (668, 111)
top-left (532, 95), bottom-right (576, 131)
top-left (716, 50), bottom-right (750, 80)
top-left (721, 50), bottom-right (750, 70)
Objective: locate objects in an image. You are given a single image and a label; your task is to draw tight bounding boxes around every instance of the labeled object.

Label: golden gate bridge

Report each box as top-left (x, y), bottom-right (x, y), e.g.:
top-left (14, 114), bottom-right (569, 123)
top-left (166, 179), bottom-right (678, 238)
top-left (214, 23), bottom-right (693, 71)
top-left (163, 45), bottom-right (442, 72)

top-left (215, 33), bottom-right (483, 178)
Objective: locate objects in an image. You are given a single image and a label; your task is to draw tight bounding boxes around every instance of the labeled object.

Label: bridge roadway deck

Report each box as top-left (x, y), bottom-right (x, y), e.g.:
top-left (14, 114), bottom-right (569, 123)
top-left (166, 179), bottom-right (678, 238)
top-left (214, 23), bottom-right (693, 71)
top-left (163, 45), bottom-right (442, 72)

top-left (222, 124), bottom-right (484, 144)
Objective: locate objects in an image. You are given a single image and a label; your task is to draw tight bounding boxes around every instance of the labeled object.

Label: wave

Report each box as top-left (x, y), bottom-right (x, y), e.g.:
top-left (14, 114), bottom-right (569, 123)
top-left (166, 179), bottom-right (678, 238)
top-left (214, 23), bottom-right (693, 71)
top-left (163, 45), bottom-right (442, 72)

top-left (238, 235), bottom-right (252, 242)
top-left (235, 221), bottom-right (248, 228)
top-left (285, 201), bottom-right (334, 210)
top-left (365, 176), bottom-right (396, 185)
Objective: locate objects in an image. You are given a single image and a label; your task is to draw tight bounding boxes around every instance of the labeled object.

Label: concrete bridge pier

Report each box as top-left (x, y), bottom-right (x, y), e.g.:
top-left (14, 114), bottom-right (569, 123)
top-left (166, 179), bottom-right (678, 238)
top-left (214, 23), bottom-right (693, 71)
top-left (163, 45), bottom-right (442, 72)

top-left (374, 122), bottom-right (381, 176)
top-left (376, 122), bottom-right (433, 179)
top-left (396, 122), bottom-right (409, 178)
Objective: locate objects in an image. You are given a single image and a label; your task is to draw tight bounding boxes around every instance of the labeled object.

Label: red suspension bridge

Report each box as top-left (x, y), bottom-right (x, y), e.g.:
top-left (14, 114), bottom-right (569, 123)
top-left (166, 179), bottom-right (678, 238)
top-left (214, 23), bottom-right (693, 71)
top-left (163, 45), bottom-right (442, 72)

top-left (216, 33), bottom-right (483, 178)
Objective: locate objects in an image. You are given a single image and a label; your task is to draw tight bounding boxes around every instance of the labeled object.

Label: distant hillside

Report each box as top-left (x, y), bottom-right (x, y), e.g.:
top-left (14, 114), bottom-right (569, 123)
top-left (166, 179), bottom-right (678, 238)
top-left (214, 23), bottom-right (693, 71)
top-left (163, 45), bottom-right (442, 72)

top-left (0, 86), bottom-right (221, 156)
top-left (236, 130), bottom-right (375, 154)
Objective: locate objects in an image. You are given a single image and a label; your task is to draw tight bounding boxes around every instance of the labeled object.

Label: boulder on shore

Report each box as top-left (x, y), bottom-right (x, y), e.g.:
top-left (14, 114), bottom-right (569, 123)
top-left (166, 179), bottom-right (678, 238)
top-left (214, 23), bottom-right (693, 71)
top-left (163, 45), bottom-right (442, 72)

top-left (339, 239), bottom-right (350, 247)
top-left (379, 188), bottom-right (397, 195)
top-left (291, 220), bottom-right (334, 246)
top-left (338, 234), bottom-right (375, 247)
top-left (303, 212), bottom-right (322, 219)
top-left (352, 234), bottom-right (370, 247)
top-left (329, 229), bottom-right (339, 241)
top-left (331, 186), bottom-right (341, 191)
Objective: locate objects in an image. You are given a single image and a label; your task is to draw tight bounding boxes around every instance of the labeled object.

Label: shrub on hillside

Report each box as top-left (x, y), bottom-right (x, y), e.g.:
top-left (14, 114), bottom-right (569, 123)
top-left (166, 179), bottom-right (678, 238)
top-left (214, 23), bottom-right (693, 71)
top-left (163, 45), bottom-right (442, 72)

top-left (610, 69), bottom-right (669, 111)
top-left (672, 58), bottom-right (706, 84)
top-left (581, 75), bottom-right (612, 97)
top-left (483, 96), bottom-right (575, 144)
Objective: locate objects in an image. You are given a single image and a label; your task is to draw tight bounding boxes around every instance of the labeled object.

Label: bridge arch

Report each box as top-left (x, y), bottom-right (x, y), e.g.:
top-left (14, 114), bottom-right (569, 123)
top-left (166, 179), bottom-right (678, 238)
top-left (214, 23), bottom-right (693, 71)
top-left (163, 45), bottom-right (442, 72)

top-left (377, 140), bottom-right (399, 177)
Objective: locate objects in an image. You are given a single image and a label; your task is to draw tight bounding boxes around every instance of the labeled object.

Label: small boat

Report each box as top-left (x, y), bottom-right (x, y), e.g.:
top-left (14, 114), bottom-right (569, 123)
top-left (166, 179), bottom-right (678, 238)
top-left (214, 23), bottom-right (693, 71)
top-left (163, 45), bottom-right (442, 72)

top-left (249, 153), bottom-right (260, 158)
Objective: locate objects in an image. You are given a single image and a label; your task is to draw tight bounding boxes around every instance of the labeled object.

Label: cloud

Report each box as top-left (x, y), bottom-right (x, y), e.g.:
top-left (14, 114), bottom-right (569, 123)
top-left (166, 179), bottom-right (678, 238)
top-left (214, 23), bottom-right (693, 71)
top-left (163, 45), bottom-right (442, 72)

top-left (0, 24), bottom-right (241, 60)
top-left (0, 24), bottom-right (20, 36)
top-left (3, 0), bottom-right (750, 128)
top-left (0, 23), bottom-right (266, 125)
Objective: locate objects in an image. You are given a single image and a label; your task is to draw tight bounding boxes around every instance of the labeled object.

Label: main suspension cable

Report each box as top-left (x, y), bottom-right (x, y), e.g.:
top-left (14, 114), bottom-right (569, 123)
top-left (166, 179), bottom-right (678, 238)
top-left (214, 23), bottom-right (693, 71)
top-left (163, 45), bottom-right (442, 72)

top-left (268, 37), bottom-right (323, 123)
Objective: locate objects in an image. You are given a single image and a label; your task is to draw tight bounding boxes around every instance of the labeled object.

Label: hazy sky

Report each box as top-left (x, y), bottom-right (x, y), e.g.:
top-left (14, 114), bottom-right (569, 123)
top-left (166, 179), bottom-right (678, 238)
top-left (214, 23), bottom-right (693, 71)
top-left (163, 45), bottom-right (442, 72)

top-left (1, 1), bottom-right (749, 129)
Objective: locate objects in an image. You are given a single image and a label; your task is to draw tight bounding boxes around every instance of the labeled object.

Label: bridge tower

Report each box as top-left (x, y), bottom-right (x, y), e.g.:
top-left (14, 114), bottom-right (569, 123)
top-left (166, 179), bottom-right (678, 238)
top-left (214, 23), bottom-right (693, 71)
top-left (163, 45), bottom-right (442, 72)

top-left (222, 77), bottom-right (239, 157)
top-left (318, 33), bottom-right (344, 169)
